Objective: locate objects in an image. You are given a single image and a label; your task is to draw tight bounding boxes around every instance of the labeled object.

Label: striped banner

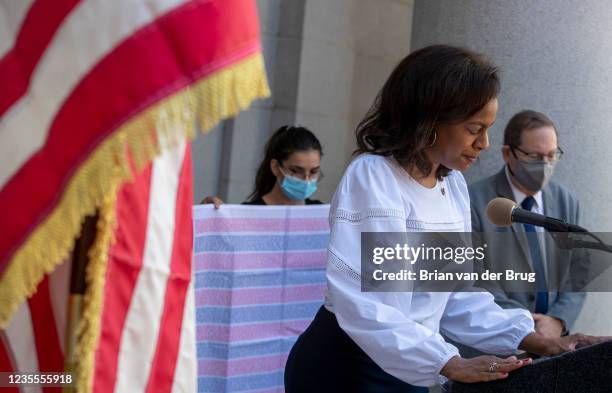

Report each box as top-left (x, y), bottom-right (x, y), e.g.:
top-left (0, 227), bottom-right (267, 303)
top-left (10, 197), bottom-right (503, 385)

top-left (192, 205), bottom-right (330, 393)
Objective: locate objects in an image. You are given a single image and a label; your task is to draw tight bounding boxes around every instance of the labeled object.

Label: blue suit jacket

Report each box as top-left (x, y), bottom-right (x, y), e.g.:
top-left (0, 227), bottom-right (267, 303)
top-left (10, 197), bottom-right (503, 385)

top-left (468, 168), bottom-right (586, 330)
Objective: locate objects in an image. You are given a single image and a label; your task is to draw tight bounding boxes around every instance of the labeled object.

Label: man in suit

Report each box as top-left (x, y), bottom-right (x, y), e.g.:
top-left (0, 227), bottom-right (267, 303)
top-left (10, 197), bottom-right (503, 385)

top-left (469, 110), bottom-right (586, 338)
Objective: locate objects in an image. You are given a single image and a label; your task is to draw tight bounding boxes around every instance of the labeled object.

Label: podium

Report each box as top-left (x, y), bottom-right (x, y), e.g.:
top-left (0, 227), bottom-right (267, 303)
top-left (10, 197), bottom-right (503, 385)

top-left (449, 341), bottom-right (612, 393)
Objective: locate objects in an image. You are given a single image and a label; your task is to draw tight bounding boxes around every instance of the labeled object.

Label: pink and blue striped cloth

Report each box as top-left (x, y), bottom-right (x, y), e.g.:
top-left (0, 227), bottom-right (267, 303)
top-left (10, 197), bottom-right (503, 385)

top-left (193, 204), bottom-right (330, 393)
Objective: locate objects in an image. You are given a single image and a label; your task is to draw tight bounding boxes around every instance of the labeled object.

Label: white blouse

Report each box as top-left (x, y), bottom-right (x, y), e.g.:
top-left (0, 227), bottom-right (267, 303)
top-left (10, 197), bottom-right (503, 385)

top-left (324, 154), bottom-right (534, 386)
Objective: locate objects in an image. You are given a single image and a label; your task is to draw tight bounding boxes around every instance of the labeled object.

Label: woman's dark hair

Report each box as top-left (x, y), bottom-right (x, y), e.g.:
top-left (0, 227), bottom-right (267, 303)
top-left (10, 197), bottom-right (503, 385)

top-left (247, 125), bottom-right (322, 201)
top-left (503, 110), bottom-right (557, 148)
top-left (355, 45), bottom-right (500, 178)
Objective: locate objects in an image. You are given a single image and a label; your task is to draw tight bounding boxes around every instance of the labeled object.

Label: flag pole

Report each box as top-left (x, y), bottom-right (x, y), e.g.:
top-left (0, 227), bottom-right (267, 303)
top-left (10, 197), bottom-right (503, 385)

top-left (64, 215), bottom-right (97, 392)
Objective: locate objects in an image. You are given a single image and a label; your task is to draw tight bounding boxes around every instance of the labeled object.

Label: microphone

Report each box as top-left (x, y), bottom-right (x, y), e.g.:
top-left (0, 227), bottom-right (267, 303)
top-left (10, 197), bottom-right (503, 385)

top-left (485, 197), bottom-right (588, 233)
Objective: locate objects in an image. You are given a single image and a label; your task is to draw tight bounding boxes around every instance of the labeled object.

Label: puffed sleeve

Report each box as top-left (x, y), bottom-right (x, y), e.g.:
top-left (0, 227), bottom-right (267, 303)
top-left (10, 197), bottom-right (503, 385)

top-left (440, 290), bottom-right (535, 355)
top-left (326, 155), bottom-right (460, 387)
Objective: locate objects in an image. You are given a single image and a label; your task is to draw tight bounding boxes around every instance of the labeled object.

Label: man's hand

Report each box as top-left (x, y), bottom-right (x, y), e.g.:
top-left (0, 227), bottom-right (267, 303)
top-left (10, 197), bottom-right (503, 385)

top-left (533, 313), bottom-right (565, 338)
top-left (440, 355), bottom-right (532, 383)
top-left (520, 332), bottom-right (612, 357)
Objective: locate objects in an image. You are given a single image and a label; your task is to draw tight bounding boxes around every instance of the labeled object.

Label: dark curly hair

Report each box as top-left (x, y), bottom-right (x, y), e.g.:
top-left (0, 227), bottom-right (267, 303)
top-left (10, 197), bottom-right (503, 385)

top-left (355, 45), bottom-right (500, 178)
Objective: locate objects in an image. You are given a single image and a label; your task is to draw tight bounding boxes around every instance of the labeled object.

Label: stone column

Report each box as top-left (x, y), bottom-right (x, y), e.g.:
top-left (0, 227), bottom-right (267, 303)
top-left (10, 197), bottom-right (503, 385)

top-left (411, 0), bottom-right (612, 334)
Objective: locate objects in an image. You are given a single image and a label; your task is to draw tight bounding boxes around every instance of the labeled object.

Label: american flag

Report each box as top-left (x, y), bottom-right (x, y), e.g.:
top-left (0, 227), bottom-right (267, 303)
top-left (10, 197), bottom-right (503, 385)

top-left (1, 139), bottom-right (196, 393)
top-left (192, 205), bottom-right (329, 392)
top-left (0, 0), bottom-right (269, 392)
top-left (0, 266), bottom-right (69, 393)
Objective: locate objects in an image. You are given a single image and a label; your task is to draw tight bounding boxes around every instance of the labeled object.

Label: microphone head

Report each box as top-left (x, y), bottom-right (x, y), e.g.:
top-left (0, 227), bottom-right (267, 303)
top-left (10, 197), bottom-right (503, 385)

top-left (485, 197), bottom-right (517, 227)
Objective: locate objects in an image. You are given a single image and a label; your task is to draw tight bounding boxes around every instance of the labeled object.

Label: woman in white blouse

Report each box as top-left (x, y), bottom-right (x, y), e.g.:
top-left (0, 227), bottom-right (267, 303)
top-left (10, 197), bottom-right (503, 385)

top-left (284, 45), bottom-right (604, 392)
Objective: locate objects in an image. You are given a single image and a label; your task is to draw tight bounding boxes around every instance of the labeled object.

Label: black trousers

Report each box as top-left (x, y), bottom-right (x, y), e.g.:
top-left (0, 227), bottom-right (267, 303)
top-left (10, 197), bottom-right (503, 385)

top-left (284, 306), bottom-right (428, 393)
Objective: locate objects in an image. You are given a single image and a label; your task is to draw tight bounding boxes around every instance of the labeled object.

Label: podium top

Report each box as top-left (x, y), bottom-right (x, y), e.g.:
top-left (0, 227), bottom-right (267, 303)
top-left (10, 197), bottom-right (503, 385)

top-left (450, 341), bottom-right (612, 393)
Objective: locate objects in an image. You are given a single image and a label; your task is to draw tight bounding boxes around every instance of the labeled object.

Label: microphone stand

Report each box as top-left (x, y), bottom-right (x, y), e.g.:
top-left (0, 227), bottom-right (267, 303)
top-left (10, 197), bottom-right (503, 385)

top-left (550, 231), bottom-right (612, 254)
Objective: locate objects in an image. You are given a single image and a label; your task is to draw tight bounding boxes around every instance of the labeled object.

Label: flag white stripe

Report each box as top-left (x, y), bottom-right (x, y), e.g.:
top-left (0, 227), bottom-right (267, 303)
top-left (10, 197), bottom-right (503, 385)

top-left (48, 258), bottom-right (71, 353)
top-left (0, 0), bottom-right (186, 186)
top-left (171, 279), bottom-right (197, 393)
top-left (0, 0), bottom-right (35, 59)
top-left (113, 136), bottom-right (186, 393)
top-left (4, 303), bottom-right (43, 393)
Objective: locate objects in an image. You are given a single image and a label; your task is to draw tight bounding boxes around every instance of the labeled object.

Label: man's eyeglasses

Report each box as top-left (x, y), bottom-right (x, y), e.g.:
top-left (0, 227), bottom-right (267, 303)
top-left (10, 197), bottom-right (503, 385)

top-left (509, 145), bottom-right (564, 163)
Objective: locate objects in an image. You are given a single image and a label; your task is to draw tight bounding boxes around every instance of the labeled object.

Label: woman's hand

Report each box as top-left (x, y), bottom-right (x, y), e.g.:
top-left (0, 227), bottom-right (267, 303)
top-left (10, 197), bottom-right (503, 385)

top-left (440, 355), bottom-right (531, 383)
top-left (520, 332), bottom-right (612, 357)
top-left (200, 196), bottom-right (223, 209)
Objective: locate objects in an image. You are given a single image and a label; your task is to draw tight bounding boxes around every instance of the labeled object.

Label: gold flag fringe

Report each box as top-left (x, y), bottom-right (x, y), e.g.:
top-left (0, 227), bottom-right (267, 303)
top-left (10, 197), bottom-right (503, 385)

top-left (0, 51), bottom-right (270, 385)
top-left (74, 169), bottom-right (120, 392)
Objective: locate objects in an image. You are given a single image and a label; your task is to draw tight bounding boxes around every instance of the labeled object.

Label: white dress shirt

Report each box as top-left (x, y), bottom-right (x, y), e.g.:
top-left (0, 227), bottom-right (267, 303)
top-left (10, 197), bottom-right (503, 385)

top-left (324, 154), bottom-right (535, 387)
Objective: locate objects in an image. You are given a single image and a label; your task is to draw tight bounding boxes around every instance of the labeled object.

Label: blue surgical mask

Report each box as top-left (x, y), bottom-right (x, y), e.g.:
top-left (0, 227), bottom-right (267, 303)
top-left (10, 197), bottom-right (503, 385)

top-left (280, 172), bottom-right (318, 200)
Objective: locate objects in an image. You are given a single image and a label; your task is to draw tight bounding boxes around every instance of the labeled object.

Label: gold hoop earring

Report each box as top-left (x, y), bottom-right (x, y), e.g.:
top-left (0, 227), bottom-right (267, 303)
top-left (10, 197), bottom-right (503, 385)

top-left (427, 131), bottom-right (437, 147)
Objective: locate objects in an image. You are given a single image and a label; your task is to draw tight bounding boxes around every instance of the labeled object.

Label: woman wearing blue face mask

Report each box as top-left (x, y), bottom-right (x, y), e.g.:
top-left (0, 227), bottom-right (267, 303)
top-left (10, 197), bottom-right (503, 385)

top-left (201, 125), bottom-right (324, 207)
top-left (244, 125), bottom-right (323, 205)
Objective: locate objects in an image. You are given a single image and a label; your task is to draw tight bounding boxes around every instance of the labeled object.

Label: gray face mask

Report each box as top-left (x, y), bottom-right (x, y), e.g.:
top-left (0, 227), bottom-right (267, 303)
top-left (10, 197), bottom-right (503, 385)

top-left (510, 160), bottom-right (555, 193)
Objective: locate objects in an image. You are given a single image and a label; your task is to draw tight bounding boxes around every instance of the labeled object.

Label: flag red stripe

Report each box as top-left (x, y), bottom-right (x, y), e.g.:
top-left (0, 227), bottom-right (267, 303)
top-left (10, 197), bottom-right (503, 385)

top-left (0, 333), bottom-right (16, 371)
top-left (92, 161), bottom-right (153, 393)
top-left (0, 0), bottom-right (261, 274)
top-left (27, 277), bottom-right (64, 393)
top-left (0, 336), bottom-right (19, 392)
top-left (0, 0), bottom-right (81, 118)
top-left (144, 146), bottom-right (193, 393)
top-left (27, 277), bottom-right (64, 372)
top-left (0, 336), bottom-right (13, 371)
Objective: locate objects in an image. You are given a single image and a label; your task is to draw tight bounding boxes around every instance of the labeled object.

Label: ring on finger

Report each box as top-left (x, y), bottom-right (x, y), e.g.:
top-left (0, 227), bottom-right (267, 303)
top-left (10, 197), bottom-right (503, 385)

top-left (488, 362), bottom-right (499, 373)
